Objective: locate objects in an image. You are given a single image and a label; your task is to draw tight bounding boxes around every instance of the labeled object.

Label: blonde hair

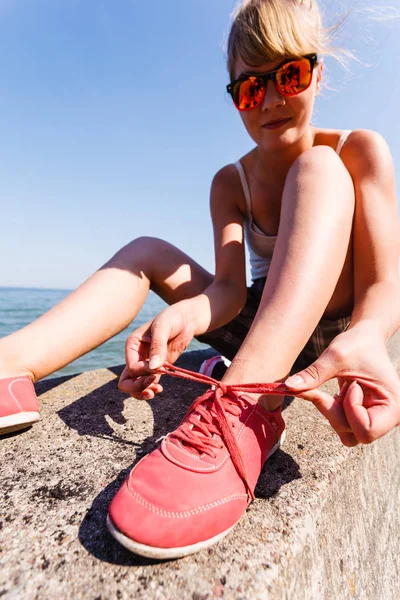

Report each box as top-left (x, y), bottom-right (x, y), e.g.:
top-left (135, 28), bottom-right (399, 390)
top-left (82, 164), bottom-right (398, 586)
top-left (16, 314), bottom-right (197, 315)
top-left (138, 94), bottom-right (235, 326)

top-left (226, 0), bottom-right (342, 80)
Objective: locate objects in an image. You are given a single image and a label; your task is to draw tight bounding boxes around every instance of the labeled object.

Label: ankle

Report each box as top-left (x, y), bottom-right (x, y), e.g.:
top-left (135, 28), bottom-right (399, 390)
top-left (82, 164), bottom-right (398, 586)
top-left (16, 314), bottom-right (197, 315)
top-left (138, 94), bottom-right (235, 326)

top-left (257, 394), bottom-right (283, 412)
top-left (0, 365), bottom-right (36, 383)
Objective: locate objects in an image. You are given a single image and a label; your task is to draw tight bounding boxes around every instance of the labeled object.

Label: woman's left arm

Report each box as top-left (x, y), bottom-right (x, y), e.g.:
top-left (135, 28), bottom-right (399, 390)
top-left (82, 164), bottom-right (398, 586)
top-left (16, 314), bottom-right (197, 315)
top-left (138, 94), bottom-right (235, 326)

top-left (285, 130), bottom-right (400, 446)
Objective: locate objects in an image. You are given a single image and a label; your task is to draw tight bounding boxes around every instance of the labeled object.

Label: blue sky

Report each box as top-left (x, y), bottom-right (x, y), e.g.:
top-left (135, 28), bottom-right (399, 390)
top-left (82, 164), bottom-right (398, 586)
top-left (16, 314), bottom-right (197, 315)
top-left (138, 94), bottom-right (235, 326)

top-left (0, 0), bottom-right (399, 290)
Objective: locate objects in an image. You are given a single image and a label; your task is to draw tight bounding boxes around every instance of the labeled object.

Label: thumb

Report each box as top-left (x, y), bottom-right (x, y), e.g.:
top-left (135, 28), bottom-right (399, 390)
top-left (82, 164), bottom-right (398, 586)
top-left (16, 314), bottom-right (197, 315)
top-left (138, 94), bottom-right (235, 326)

top-left (285, 353), bottom-right (337, 392)
top-left (148, 317), bottom-right (170, 370)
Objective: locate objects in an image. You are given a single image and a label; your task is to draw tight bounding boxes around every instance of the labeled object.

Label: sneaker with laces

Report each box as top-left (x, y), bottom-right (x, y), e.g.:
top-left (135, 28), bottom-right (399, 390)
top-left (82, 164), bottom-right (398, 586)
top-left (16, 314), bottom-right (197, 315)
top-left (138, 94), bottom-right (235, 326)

top-left (0, 376), bottom-right (40, 435)
top-left (199, 355), bottom-right (231, 380)
top-left (107, 363), bottom-right (288, 559)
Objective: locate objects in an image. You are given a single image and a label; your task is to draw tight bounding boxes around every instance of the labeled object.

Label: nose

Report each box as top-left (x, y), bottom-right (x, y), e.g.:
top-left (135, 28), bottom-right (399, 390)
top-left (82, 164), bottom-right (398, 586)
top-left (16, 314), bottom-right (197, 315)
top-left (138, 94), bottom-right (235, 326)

top-left (260, 81), bottom-right (286, 111)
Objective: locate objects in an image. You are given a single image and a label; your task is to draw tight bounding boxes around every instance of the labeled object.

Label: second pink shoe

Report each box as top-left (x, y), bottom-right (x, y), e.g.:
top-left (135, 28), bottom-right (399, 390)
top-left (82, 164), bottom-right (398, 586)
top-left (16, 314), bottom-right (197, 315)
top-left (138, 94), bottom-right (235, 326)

top-left (107, 364), bottom-right (288, 559)
top-left (0, 376), bottom-right (40, 435)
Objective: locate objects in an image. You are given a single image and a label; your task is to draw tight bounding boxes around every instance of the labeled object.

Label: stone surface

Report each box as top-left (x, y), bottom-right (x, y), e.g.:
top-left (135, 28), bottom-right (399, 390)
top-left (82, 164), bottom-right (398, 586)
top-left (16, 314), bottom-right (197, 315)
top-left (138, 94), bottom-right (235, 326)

top-left (1, 342), bottom-right (399, 600)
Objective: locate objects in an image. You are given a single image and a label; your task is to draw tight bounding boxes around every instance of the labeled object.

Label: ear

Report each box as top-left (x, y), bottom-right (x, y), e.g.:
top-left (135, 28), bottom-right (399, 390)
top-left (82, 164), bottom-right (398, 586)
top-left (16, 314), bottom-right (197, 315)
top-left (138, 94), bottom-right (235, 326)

top-left (315, 59), bottom-right (323, 96)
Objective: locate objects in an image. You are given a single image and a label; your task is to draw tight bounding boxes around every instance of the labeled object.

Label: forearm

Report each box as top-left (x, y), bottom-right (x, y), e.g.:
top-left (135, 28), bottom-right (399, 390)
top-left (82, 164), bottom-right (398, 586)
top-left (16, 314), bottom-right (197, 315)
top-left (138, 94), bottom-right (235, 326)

top-left (177, 279), bottom-right (247, 336)
top-left (348, 280), bottom-right (400, 341)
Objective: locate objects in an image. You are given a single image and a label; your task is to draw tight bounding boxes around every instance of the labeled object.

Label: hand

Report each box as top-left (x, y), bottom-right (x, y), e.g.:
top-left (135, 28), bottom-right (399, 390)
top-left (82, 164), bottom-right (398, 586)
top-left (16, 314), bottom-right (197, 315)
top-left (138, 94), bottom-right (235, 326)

top-left (285, 325), bottom-right (400, 446)
top-left (118, 304), bottom-right (195, 400)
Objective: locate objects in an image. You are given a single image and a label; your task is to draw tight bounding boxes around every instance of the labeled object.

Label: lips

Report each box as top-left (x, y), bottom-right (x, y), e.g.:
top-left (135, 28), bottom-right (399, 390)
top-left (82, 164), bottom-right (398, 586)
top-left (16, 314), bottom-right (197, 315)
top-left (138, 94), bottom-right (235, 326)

top-left (262, 117), bottom-right (291, 129)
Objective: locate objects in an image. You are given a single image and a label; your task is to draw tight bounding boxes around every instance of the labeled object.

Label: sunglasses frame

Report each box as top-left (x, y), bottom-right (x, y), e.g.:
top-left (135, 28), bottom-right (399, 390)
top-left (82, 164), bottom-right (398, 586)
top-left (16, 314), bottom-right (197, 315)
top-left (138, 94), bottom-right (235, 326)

top-left (227, 54), bottom-right (318, 111)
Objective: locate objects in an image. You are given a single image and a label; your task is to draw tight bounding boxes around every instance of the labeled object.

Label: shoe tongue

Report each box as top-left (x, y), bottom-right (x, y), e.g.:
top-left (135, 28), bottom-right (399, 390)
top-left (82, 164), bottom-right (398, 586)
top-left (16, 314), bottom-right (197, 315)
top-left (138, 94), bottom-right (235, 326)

top-left (169, 399), bottom-right (223, 456)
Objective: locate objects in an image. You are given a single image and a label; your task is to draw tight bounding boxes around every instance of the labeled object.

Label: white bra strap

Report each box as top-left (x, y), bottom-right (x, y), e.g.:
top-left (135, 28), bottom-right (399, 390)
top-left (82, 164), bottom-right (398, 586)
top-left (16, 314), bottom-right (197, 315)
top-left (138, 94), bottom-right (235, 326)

top-left (336, 129), bottom-right (352, 155)
top-left (234, 160), bottom-right (252, 214)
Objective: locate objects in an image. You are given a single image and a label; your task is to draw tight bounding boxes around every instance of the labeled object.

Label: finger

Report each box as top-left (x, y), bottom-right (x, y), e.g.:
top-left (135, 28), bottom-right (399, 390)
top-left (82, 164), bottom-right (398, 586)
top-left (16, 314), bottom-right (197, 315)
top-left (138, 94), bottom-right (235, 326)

top-left (135, 378), bottom-right (163, 400)
top-left (119, 374), bottom-right (157, 397)
top-left (285, 353), bottom-right (338, 392)
top-left (337, 377), bottom-right (349, 398)
top-left (125, 328), bottom-right (152, 369)
top-left (343, 382), bottom-right (396, 444)
top-left (131, 376), bottom-right (163, 400)
top-left (336, 380), bottom-right (350, 404)
top-left (118, 366), bottom-right (138, 392)
top-left (140, 381), bottom-right (164, 399)
top-left (148, 319), bottom-right (171, 370)
top-left (298, 387), bottom-right (352, 436)
top-left (338, 431), bottom-right (359, 447)
top-left (125, 359), bottom-right (154, 378)
top-left (118, 365), bottom-right (130, 385)
top-left (147, 382), bottom-right (163, 395)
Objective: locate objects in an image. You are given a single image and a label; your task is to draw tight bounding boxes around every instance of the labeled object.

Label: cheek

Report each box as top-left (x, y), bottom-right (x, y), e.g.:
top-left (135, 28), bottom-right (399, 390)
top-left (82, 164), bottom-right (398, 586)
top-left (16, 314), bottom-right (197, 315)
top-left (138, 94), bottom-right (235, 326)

top-left (239, 111), bottom-right (261, 141)
top-left (290, 90), bottom-right (316, 122)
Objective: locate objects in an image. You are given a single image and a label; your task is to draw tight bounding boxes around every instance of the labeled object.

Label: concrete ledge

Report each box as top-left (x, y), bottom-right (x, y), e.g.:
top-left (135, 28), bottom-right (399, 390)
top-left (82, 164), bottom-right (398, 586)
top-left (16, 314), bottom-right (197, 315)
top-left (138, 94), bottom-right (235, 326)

top-left (1, 340), bottom-right (399, 600)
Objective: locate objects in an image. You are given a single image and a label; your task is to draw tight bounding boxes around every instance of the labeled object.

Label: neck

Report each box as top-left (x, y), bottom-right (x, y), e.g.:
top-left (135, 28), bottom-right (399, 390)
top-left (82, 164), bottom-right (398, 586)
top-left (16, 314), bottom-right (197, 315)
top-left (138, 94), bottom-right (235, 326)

top-left (255, 127), bottom-right (315, 179)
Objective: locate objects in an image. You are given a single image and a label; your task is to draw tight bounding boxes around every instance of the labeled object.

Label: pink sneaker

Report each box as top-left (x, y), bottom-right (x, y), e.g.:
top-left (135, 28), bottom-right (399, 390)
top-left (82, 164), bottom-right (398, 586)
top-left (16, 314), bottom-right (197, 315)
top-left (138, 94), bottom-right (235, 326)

top-left (199, 355), bottom-right (231, 380)
top-left (107, 363), bottom-right (289, 559)
top-left (0, 376), bottom-right (40, 435)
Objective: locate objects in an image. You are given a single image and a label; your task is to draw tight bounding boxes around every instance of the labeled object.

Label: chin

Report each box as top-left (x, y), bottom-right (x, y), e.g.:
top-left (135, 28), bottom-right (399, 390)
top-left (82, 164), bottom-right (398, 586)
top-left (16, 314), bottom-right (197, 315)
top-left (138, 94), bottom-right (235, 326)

top-left (257, 126), bottom-right (299, 150)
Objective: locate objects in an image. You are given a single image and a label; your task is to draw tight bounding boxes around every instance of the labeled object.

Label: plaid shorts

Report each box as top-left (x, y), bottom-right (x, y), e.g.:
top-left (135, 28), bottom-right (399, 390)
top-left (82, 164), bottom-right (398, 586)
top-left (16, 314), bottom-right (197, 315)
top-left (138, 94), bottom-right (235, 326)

top-left (196, 278), bottom-right (350, 371)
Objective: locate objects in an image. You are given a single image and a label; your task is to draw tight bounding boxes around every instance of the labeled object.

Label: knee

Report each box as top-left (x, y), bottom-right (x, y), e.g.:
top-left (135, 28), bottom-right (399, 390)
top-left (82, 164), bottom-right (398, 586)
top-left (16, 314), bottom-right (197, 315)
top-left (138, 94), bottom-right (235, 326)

top-left (109, 236), bottom-right (165, 273)
top-left (291, 146), bottom-right (352, 184)
top-left (288, 146), bottom-right (354, 202)
top-left (123, 236), bottom-right (163, 256)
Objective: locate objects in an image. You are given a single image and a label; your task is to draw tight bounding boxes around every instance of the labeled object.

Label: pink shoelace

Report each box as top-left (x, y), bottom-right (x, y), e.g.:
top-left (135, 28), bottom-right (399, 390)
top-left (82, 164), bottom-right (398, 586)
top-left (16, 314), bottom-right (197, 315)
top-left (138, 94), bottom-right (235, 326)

top-left (157, 362), bottom-right (291, 500)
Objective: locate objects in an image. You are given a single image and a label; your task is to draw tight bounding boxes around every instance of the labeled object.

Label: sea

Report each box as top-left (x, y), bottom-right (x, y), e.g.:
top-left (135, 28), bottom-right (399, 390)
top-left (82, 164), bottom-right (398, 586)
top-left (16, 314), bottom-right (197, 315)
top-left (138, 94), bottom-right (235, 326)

top-left (0, 287), bottom-right (208, 379)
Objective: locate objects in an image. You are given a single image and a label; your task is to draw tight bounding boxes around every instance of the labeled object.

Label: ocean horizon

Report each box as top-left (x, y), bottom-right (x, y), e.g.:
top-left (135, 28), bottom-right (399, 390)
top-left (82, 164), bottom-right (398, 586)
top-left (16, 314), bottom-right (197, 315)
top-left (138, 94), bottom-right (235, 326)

top-left (0, 286), bottom-right (207, 379)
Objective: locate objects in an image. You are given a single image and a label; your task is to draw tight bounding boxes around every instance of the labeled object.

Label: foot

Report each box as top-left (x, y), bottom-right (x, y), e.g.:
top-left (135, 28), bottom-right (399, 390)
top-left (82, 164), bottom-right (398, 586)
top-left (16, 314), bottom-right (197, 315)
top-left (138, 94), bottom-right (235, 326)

top-left (0, 375), bottom-right (40, 435)
top-left (107, 364), bottom-right (287, 559)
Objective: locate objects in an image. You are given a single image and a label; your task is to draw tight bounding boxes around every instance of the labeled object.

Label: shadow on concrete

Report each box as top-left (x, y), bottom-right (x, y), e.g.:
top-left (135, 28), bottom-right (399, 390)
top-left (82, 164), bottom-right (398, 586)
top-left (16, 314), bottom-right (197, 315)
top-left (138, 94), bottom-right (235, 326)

top-left (255, 448), bottom-right (301, 499)
top-left (78, 471), bottom-right (172, 567)
top-left (78, 446), bottom-right (300, 566)
top-left (35, 350), bottom-right (300, 566)
top-left (54, 350), bottom-right (294, 443)
top-left (57, 378), bottom-right (132, 440)
top-left (56, 363), bottom-right (206, 443)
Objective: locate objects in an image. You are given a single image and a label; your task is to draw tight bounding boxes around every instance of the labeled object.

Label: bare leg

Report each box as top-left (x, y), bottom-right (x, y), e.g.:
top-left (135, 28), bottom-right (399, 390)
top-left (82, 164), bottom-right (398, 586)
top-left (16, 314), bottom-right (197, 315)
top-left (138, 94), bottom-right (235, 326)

top-left (0, 237), bottom-right (212, 381)
top-left (223, 146), bottom-right (355, 409)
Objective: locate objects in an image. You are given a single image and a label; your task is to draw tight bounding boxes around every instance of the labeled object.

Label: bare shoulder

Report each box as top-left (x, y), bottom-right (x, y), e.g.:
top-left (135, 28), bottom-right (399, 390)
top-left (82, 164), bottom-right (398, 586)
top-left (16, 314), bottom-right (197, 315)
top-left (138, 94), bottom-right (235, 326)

top-left (211, 163), bottom-right (247, 216)
top-left (212, 164), bottom-right (238, 189)
top-left (341, 129), bottom-right (395, 183)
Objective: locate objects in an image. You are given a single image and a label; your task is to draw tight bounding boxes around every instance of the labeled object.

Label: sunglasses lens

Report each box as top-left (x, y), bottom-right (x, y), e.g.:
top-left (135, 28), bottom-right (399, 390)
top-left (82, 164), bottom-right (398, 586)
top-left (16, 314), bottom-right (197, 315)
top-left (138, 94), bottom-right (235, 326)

top-left (233, 76), bottom-right (265, 111)
top-left (276, 58), bottom-right (312, 95)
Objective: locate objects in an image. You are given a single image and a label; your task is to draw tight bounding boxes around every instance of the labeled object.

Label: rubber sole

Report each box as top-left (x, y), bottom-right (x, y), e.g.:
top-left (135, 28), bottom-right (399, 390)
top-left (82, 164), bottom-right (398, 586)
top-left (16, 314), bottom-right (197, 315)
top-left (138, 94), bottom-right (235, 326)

top-left (0, 411), bottom-right (40, 435)
top-left (107, 429), bottom-right (286, 559)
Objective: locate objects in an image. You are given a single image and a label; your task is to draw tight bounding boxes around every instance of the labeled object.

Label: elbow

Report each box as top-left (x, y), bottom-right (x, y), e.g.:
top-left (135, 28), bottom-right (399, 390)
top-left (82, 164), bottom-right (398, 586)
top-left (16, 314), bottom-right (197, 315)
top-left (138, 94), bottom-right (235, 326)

top-left (236, 285), bottom-right (248, 313)
top-left (227, 280), bottom-right (247, 315)
top-left (214, 277), bottom-right (247, 315)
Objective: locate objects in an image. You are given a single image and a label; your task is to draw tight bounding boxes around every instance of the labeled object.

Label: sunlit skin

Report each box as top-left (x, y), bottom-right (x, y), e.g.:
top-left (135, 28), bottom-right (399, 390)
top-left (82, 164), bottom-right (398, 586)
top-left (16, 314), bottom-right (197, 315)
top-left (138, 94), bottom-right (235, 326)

top-left (0, 51), bottom-right (399, 446)
top-left (116, 52), bottom-right (399, 446)
top-left (234, 54), bottom-right (323, 167)
top-left (216, 54), bottom-right (353, 410)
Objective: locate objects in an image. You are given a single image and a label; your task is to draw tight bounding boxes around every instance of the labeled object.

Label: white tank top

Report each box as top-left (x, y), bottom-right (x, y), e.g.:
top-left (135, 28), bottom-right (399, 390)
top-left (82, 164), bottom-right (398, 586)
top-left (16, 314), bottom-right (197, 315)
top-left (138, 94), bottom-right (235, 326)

top-left (235, 130), bottom-right (353, 280)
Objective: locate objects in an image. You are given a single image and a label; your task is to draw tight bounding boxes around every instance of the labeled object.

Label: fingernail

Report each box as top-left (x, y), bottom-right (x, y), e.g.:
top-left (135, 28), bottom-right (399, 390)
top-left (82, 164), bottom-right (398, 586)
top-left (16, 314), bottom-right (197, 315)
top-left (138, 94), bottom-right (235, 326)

top-left (149, 355), bottom-right (161, 370)
top-left (285, 374), bottom-right (304, 388)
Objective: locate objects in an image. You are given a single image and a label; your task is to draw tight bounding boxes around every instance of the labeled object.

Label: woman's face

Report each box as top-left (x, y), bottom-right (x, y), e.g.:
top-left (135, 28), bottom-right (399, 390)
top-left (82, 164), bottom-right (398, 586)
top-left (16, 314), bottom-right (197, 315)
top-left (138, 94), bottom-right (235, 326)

top-left (232, 55), bottom-right (323, 151)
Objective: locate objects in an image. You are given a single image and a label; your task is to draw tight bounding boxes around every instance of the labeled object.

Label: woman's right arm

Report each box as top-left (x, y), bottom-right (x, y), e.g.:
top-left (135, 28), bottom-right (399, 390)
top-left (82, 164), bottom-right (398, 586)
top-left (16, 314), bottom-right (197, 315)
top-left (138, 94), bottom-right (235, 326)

top-left (119, 165), bottom-right (248, 398)
top-left (175, 163), bottom-right (248, 336)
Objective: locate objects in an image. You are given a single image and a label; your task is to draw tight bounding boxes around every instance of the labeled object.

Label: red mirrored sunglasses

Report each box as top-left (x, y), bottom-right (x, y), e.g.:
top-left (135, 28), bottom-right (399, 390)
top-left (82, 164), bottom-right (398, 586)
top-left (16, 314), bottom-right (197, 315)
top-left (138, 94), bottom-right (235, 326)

top-left (227, 54), bottom-right (318, 111)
